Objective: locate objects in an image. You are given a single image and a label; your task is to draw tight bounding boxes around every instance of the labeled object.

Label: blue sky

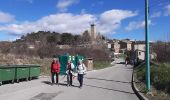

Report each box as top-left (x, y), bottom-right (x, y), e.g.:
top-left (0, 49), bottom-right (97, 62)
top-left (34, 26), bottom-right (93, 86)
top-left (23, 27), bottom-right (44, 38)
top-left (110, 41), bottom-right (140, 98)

top-left (0, 0), bottom-right (170, 41)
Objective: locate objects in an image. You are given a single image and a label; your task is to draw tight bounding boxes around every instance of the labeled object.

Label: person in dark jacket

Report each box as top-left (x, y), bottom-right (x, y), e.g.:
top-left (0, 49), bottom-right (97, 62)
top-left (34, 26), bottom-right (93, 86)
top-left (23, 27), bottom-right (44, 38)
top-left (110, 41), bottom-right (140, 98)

top-left (125, 56), bottom-right (129, 66)
top-left (51, 58), bottom-right (60, 85)
top-left (66, 60), bottom-right (75, 86)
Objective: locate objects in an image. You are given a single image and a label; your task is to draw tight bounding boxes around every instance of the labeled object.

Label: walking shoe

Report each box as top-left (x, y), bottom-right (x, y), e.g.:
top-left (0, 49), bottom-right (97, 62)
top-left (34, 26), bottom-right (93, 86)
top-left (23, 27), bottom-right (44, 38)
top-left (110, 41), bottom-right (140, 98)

top-left (56, 83), bottom-right (59, 86)
top-left (79, 86), bottom-right (82, 89)
top-left (51, 83), bottom-right (54, 86)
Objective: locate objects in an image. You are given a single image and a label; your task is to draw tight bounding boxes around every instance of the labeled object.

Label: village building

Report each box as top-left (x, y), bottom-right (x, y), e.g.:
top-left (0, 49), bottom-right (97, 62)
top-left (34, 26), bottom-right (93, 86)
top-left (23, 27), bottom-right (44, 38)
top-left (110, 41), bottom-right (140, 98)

top-left (131, 41), bottom-right (156, 60)
top-left (119, 39), bottom-right (132, 51)
top-left (107, 39), bottom-right (120, 54)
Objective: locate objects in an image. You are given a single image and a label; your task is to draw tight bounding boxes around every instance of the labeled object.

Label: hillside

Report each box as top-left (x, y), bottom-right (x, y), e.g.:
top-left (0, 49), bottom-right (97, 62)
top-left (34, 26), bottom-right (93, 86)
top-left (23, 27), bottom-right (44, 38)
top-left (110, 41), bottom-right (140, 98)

top-left (0, 31), bottom-right (110, 61)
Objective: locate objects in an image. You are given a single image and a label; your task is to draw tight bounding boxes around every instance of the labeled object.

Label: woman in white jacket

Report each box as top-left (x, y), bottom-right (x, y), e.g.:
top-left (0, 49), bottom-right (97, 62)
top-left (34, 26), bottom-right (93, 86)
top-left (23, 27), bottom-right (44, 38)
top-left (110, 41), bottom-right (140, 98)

top-left (77, 60), bottom-right (87, 88)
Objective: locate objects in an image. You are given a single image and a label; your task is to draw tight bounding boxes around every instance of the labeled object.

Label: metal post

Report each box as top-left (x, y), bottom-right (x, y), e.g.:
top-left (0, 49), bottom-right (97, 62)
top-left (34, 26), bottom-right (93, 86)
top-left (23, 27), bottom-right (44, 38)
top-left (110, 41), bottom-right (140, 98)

top-left (145, 0), bottom-right (151, 91)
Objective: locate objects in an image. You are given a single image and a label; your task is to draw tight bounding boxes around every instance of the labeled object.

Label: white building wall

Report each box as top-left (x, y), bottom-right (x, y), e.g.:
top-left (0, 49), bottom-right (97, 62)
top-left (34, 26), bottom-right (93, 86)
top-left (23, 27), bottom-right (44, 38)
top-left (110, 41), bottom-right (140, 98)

top-left (134, 44), bottom-right (145, 51)
top-left (108, 43), bottom-right (111, 49)
top-left (137, 51), bottom-right (145, 60)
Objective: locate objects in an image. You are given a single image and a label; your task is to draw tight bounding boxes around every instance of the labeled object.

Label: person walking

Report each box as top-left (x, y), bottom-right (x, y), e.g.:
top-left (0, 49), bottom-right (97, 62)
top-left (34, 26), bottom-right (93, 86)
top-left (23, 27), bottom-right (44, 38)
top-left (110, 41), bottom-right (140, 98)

top-left (77, 60), bottom-right (87, 88)
top-left (51, 58), bottom-right (60, 85)
top-left (66, 60), bottom-right (75, 86)
top-left (125, 56), bottom-right (129, 66)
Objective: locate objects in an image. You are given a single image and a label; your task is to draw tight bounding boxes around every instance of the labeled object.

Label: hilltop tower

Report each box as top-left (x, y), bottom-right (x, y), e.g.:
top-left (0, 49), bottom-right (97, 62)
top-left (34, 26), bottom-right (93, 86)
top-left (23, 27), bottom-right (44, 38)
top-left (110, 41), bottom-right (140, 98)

top-left (90, 24), bottom-right (97, 40)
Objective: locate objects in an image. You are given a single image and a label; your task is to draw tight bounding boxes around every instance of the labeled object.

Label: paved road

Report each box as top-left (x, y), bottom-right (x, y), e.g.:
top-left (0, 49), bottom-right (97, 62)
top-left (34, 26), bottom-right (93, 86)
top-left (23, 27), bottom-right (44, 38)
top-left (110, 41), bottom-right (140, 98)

top-left (0, 59), bottom-right (139, 100)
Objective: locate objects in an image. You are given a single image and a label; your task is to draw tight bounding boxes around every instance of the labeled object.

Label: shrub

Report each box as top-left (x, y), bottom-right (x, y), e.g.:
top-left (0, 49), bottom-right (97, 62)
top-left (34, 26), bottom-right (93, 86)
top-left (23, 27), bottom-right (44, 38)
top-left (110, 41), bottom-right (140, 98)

top-left (136, 63), bottom-right (170, 93)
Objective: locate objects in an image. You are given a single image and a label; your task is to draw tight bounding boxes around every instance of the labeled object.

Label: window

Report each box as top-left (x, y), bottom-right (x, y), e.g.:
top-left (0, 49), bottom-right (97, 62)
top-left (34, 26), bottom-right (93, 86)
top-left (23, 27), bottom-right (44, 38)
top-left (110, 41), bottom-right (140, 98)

top-left (139, 52), bottom-right (141, 55)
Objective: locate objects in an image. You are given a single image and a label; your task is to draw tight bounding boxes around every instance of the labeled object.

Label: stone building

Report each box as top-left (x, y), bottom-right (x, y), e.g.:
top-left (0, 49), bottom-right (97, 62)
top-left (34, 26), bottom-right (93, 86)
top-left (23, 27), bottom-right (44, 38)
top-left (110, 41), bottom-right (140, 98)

top-left (119, 39), bottom-right (132, 51)
top-left (131, 41), bottom-right (155, 60)
top-left (107, 39), bottom-right (120, 53)
top-left (90, 24), bottom-right (97, 41)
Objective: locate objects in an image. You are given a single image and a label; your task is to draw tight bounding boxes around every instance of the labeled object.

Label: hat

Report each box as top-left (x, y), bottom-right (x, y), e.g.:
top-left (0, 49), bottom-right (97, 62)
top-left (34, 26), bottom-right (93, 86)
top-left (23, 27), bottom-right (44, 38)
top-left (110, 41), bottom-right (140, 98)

top-left (53, 58), bottom-right (58, 61)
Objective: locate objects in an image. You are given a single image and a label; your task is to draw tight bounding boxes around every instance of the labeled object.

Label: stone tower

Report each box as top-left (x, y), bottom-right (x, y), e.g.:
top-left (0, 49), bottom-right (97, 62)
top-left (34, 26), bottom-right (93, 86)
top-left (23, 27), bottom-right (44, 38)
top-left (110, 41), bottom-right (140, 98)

top-left (90, 24), bottom-right (96, 40)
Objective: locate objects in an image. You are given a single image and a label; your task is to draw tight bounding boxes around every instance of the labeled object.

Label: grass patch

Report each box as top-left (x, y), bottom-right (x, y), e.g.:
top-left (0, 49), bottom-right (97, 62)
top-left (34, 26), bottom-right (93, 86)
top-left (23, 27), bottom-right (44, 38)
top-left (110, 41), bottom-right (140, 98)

top-left (134, 62), bottom-right (170, 100)
top-left (93, 61), bottom-right (112, 70)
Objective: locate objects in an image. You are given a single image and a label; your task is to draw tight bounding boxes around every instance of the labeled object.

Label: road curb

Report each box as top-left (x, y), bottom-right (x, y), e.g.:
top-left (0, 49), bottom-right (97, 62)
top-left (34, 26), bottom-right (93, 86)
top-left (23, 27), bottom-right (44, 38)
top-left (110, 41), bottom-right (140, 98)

top-left (132, 69), bottom-right (148, 100)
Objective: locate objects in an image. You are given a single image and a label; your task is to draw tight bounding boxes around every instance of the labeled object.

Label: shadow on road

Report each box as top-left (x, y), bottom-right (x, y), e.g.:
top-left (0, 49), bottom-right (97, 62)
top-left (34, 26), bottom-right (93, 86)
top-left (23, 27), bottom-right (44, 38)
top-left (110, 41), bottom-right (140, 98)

top-left (116, 62), bottom-right (125, 64)
top-left (41, 81), bottom-right (68, 86)
top-left (41, 81), bottom-right (52, 85)
top-left (84, 77), bottom-right (131, 84)
top-left (41, 81), bottom-right (79, 87)
top-left (83, 84), bottom-right (135, 94)
top-left (41, 81), bottom-right (136, 95)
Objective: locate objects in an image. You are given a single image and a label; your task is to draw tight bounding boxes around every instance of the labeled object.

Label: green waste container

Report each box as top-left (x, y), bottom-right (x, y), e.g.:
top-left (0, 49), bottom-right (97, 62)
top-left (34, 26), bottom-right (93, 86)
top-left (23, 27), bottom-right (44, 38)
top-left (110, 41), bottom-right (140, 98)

top-left (0, 64), bottom-right (41, 85)
top-left (29, 65), bottom-right (40, 80)
top-left (59, 55), bottom-right (77, 75)
top-left (14, 65), bottom-right (30, 82)
top-left (59, 55), bottom-right (68, 75)
top-left (0, 66), bottom-right (15, 85)
top-left (75, 55), bottom-right (85, 65)
top-left (71, 56), bottom-right (77, 72)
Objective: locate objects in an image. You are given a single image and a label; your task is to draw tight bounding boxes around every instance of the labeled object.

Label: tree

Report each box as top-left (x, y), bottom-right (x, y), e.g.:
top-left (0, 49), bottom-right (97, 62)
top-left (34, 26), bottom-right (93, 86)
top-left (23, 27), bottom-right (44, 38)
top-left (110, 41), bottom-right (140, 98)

top-left (47, 35), bottom-right (57, 43)
top-left (73, 35), bottom-right (82, 45)
top-left (82, 30), bottom-right (91, 43)
top-left (152, 41), bottom-right (170, 62)
top-left (61, 33), bottom-right (74, 45)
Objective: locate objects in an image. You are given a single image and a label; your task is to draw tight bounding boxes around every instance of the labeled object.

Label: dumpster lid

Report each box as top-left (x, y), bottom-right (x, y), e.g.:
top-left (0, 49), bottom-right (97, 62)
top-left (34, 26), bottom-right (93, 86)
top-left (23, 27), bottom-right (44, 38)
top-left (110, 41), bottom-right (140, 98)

top-left (0, 65), bottom-right (16, 68)
top-left (0, 64), bottom-right (40, 68)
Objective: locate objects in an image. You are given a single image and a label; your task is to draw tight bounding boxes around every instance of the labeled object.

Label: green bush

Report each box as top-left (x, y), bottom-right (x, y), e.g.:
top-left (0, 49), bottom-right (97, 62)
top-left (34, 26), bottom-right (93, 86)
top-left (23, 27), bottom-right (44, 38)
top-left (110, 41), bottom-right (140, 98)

top-left (152, 63), bottom-right (170, 92)
top-left (136, 63), bottom-right (170, 93)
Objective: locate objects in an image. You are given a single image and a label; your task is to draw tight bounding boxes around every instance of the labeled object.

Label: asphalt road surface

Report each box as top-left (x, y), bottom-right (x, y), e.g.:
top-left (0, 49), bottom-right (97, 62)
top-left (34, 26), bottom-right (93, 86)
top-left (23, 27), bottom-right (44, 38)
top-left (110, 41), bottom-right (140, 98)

top-left (0, 59), bottom-right (139, 100)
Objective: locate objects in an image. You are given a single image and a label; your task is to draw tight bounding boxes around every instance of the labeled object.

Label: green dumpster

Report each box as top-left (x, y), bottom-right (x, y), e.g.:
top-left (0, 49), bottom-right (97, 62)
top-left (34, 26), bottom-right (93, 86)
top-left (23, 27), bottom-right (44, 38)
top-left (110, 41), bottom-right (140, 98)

top-left (71, 56), bottom-right (77, 72)
top-left (59, 55), bottom-right (68, 75)
top-left (59, 55), bottom-right (84, 75)
top-left (14, 65), bottom-right (30, 82)
top-left (29, 65), bottom-right (40, 80)
top-left (0, 66), bottom-right (15, 85)
top-left (75, 55), bottom-right (85, 65)
top-left (59, 55), bottom-right (77, 75)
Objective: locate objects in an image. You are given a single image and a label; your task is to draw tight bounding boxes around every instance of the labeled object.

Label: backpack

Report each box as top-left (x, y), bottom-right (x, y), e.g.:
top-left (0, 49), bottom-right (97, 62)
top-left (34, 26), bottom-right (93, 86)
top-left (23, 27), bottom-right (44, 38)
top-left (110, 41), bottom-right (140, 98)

top-left (77, 64), bottom-right (85, 70)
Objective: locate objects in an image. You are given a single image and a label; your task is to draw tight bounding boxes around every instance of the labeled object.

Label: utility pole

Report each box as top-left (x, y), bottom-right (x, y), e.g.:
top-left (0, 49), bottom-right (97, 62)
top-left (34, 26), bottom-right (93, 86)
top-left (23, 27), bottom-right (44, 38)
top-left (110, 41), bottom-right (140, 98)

top-left (145, 0), bottom-right (151, 91)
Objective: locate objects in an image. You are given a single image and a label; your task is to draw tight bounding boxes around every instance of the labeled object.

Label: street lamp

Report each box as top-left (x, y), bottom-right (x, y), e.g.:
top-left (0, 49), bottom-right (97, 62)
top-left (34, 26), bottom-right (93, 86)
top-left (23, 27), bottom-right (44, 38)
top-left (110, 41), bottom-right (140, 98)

top-left (145, 0), bottom-right (151, 91)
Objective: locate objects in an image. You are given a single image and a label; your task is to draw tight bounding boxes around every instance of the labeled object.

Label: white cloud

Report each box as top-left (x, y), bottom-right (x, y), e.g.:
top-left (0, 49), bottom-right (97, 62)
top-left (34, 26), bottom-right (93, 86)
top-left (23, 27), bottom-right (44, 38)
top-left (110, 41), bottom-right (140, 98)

top-left (151, 12), bottom-right (161, 18)
top-left (0, 11), bottom-right (15, 23)
top-left (164, 4), bottom-right (170, 16)
top-left (125, 20), bottom-right (151, 31)
top-left (0, 9), bottom-right (137, 36)
top-left (0, 13), bottom-right (96, 35)
top-left (57, 0), bottom-right (79, 12)
top-left (98, 9), bottom-right (137, 33)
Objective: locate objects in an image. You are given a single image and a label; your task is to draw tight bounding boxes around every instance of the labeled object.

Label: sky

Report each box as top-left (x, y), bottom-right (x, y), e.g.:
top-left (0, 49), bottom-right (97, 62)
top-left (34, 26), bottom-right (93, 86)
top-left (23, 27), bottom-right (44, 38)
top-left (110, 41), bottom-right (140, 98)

top-left (0, 0), bottom-right (170, 41)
